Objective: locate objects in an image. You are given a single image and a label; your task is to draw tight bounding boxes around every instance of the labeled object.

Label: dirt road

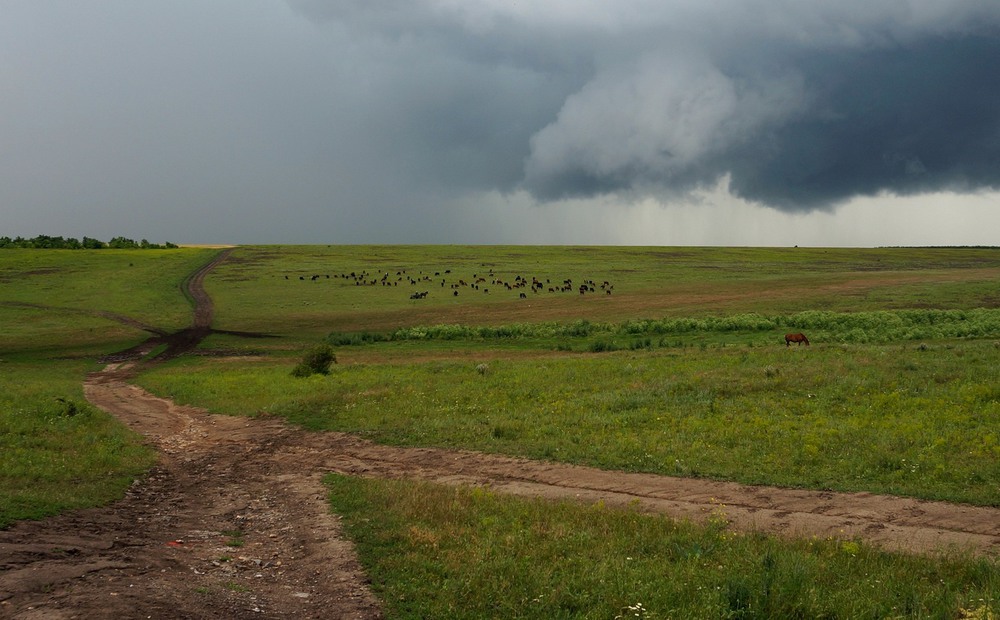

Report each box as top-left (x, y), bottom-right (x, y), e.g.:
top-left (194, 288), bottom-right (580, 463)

top-left (2, 250), bottom-right (999, 619)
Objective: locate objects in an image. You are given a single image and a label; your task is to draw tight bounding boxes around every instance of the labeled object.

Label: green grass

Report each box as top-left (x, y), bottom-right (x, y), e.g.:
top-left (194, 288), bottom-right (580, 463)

top-left (5, 244), bottom-right (1000, 614)
top-left (0, 247), bottom-right (217, 526)
top-left (326, 307), bottom-right (1000, 347)
top-left (1, 247), bottom-right (217, 354)
top-left (139, 336), bottom-right (1000, 506)
top-left (0, 358), bottom-right (155, 528)
top-left (204, 245), bottom-right (1000, 337)
top-left (222, 529), bottom-right (245, 548)
top-left (326, 474), bottom-right (1000, 619)
top-left (0, 303), bottom-right (142, 357)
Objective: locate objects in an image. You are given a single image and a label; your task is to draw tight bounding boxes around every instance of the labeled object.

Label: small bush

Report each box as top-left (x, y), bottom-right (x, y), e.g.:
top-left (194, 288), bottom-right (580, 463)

top-left (55, 397), bottom-right (81, 417)
top-left (291, 344), bottom-right (337, 377)
top-left (630, 338), bottom-right (652, 350)
top-left (588, 340), bottom-right (621, 353)
top-left (327, 331), bottom-right (388, 346)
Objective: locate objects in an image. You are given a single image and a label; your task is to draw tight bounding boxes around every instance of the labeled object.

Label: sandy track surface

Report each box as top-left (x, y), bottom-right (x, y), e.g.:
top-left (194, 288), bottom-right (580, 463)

top-left (0, 371), bottom-right (382, 619)
top-left (3, 250), bottom-right (999, 619)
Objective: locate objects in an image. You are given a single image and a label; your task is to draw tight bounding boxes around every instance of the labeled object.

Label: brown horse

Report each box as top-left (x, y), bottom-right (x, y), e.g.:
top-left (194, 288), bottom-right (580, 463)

top-left (785, 333), bottom-right (810, 347)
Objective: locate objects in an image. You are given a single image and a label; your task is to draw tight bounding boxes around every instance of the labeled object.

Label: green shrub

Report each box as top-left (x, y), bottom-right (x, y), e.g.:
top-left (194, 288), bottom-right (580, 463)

top-left (630, 338), bottom-right (653, 350)
top-left (588, 340), bottom-right (621, 353)
top-left (328, 331), bottom-right (389, 346)
top-left (291, 344), bottom-right (337, 377)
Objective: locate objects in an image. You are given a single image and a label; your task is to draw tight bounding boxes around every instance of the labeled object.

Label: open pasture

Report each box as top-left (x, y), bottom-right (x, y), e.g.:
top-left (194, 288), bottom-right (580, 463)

top-left (326, 475), bottom-right (999, 619)
top-left (1, 247), bottom-right (216, 355)
top-left (160, 244), bottom-right (1000, 616)
top-left (0, 358), bottom-right (154, 527)
top-left (142, 335), bottom-right (1000, 506)
top-left (203, 245), bottom-right (1000, 337)
top-left (0, 248), bottom-right (212, 524)
top-left (135, 245), bottom-right (1000, 504)
top-left (3, 245), bottom-right (1000, 617)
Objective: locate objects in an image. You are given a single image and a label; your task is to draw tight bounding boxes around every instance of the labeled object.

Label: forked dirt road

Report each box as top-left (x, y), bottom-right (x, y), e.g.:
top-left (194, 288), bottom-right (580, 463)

top-left (2, 251), bottom-right (999, 619)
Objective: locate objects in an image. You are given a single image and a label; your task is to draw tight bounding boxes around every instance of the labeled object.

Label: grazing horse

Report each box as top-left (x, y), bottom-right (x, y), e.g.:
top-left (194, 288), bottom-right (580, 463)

top-left (785, 333), bottom-right (810, 347)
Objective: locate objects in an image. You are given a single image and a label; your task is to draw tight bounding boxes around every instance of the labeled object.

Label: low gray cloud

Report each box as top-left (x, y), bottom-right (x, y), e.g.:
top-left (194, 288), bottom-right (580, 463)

top-left (3, 2), bottom-right (1000, 244)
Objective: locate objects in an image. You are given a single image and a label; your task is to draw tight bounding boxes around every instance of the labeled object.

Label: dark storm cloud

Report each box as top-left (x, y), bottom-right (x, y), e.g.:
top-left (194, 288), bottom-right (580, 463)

top-left (284, 0), bottom-right (596, 193)
top-left (528, 34), bottom-right (1000, 209)
top-left (522, 13), bottom-right (1000, 209)
top-left (5, 2), bottom-right (1000, 245)
top-left (723, 36), bottom-right (1000, 208)
top-left (289, 1), bottom-right (1000, 211)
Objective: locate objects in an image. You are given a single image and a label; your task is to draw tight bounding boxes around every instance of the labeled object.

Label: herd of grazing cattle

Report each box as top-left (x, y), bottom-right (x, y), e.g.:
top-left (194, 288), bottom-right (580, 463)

top-left (282, 268), bottom-right (813, 346)
top-left (284, 267), bottom-right (615, 301)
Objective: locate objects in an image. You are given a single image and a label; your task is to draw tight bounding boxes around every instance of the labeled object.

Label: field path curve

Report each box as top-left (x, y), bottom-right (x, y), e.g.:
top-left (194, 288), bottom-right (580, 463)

top-left (183, 246), bottom-right (231, 330)
top-left (2, 250), bottom-right (999, 618)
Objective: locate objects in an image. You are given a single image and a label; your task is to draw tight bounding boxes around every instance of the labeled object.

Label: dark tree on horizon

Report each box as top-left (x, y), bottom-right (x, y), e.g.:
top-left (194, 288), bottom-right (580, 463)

top-left (0, 235), bottom-right (177, 249)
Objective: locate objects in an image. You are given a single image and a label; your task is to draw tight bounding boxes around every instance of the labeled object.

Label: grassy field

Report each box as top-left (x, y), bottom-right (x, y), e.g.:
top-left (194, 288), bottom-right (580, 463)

top-left (135, 245), bottom-right (1000, 506)
top-left (4, 245), bottom-right (1000, 616)
top-left (149, 245), bottom-right (1000, 616)
top-left (203, 245), bottom-right (1000, 336)
top-left (326, 475), bottom-right (999, 619)
top-left (0, 358), bottom-right (155, 528)
top-left (2, 247), bottom-right (216, 355)
top-left (141, 337), bottom-right (1000, 506)
top-left (0, 247), bottom-right (214, 525)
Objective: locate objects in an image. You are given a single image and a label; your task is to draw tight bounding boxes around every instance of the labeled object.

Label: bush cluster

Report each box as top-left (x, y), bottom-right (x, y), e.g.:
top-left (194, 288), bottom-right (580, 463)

top-left (0, 235), bottom-right (177, 249)
top-left (327, 308), bottom-right (1000, 348)
top-left (291, 344), bottom-right (337, 377)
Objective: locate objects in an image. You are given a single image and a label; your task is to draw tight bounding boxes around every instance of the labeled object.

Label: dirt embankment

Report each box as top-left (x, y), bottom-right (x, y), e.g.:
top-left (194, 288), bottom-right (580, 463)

top-left (2, 249), bottom-right (999, 619)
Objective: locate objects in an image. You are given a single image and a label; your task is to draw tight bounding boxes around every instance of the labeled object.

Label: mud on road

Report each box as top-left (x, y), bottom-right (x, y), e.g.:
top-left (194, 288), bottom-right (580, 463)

top-left (3, 249), bottom-right (999, 619)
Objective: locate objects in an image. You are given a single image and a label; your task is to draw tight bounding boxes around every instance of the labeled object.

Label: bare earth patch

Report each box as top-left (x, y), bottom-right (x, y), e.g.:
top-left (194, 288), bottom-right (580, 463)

top-left (1, 368), bottom-right (382, 619)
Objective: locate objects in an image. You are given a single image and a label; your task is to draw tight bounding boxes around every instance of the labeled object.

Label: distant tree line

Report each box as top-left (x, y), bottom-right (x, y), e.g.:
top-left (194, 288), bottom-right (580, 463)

top-left (0, 235), bottom-right (178, 249)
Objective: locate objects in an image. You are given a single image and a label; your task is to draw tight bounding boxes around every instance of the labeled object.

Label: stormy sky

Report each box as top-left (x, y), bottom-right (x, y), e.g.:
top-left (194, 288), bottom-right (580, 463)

top-left (3, 1), bottom-right (1000, 246)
